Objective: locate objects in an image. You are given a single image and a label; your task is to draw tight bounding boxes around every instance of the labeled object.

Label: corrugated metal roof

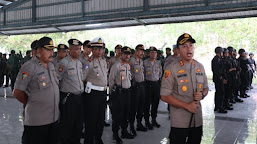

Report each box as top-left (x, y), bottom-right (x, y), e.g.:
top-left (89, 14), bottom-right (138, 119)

top-left (0, 0), bottom-right (257, 35)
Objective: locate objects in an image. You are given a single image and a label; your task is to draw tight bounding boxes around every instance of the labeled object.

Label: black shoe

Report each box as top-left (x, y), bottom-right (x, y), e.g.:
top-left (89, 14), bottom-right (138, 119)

top-left (145, 122), bottom-right (153, 130)
top-left (121, 130), bottom-right (134, 139)
top-left (235, 98), bottom-right (244, 103)
top-left (136, 123), bottom-right (147, 131)
top-left (217, 108), bottom-right (227, 113)
top-left (240, 95), bottom-right (247, 98)
top-left (130, 124), bottom-right (137, 137)
top-left (229, 100), bottom-right (236, 104)
top-left (245, 94), bottom-right (250, 97)
top-left (225, 106), bottom-right (233, 110)
top-left (96, 138), bottom-right (104, 144)
top-left (152, 119), bottom-right (161, 128)
top-left (250, 86), bottom-right (254, 89)
top-left (228, 103), bottom-right (233, 106)
top-left (113, 134), bottom-right (123, 144)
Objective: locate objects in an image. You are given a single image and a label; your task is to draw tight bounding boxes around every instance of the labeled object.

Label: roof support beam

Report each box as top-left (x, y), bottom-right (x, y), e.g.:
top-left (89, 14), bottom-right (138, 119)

top-left (144, 0), bottom-right (149, 11)
top-left (3, 9), bottom-right (6, 26)
top-left (81, 0), bottom-right (84, 18)
top-left (32, 0), bottom-right (36, 22)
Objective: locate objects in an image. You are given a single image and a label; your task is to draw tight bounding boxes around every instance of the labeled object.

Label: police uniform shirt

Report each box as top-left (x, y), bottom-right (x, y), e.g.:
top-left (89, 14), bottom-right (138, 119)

top-left (109, 61), bottom-right (131, 91)
top-left (57, 55), bottom-right (84, 94)
top-left (143, 58), bottom-right (162, 81)
top-left (164, 55), bottom-right (179, 69)
top-left (14, 57), bottom-right (59, 126)
top-left (52, 57), bottom-right (59, 67)
top-left (79, 53), bottom-right (90, 67)
top-left (83, 56), bottom-right (108, 87)
top-left (108, 56), bottom-right (121, 70)
top-left (160, 58), bottom-right (208, 128)
top-left (129, 57), bottom-right (144, 82)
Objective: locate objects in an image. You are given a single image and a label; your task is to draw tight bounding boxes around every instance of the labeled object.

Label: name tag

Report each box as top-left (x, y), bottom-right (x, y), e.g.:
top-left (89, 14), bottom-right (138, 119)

top-left (37, 72), bottom-right (45, 76)
top-left (196, 73), bottom-right (203, 76)
top-left (177, 74), bottom-right (187, 78)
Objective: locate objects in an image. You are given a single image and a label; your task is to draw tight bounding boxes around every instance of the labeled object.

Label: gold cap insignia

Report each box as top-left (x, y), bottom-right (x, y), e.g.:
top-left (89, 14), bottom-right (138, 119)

top-left (49, 40), bottom-right (53, 45)
top-left (184, 34), bottom-right (189, 38)
top-left (98, 38), bottom-right (102, 43)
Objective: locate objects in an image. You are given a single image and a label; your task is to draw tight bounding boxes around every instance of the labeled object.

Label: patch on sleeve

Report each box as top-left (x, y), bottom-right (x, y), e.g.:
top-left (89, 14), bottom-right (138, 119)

top-left (22, 72), bottom-right (28, 80)
top-left (58, 65), bottom-right (64, 72)
top-left (164, 70), bottom-right (170, 79)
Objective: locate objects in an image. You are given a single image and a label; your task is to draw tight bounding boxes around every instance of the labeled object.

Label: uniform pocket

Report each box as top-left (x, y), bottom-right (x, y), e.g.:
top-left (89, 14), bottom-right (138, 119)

top-left (37, 75), bottom-right (50, 90)
top-left (177, 82), bottom-right (190, 96)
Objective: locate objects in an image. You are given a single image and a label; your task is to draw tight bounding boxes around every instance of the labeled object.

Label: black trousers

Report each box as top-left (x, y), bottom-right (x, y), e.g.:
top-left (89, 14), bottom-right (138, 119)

top-left (84, 90), bottom-right (106, 144)
top-left (10, 69), bottom-right (18, 90)
top-left (240, 72), bottom-right (249, 96)
top-left (112, 88), bottom-right (131, 133)
top-left (0, 71), bottom-right (3, 86)
top-left (214, 82), bottom-right (224, 109)
top-left (169, 126), bottom-right (202, 144)
top-left (22, 121), bottom-right (58, 144)
top-left (224, 84), bottom-right (232, 105)
top-left (129, 82), bottom-right (145, 124)
top-left (59, 92), bottom-right (83, 144)
top-left (144, 80), bottom-right (160, 121)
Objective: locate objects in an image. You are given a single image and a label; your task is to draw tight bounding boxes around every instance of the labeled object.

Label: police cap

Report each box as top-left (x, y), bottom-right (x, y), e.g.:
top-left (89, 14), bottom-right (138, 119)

top-left (135, 44), bottom-right (144, 50)
top-left (37, 37), bottom-right (56, 50)
top-left (83, 40), bottom-right (90, 47)
top-left (68, 39), bottom-right (82, 46)
top-left (57, 44), bottom-right (68, 50)
top-left (149, 46), bottom-right (157, 52)
top-left (176, 33), bottom-right (196, 47)
top-left (249, 52), bottom-right (254, 56)
top-left (121, 46), bottom-right (131, 54)
top-left (31, 40), bottom-right (38, 50)
top-left (88, 37), bottom-right (105, 48)
top-left (115, 44), bottom-right (122, 49)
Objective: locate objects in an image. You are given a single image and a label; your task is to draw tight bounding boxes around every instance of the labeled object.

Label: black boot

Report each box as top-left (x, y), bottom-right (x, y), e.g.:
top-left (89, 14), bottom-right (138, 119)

top-left (136, 122), bottom-right (147, 131)
top-left (152, 119), bottom-right (161, 128)
top-left (121, 129), bottom-right (134, 139)
top-left (113, 132), bottom-right (123, 144)
top-left (217, 108), bottom-right (227, 113)
top-left (145, 121), bottom-right (153, 130)
top-left (130, 123), bottom-right (137, 137)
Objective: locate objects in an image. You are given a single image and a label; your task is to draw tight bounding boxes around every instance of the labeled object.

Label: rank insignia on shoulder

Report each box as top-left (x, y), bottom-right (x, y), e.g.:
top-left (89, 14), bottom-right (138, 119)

top-left (179, 60), bottom-right (184, 66)
top-left (22, 72), bottom-right (28, 80)
top-left (177, 70), bottom-right (185, 74)
top-left (164, 70), bottom-right (170, 79)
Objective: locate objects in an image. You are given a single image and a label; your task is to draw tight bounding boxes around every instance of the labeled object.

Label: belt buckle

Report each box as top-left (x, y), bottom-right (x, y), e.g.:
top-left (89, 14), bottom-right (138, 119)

top-left (104, 86), bottom-right (107, 91)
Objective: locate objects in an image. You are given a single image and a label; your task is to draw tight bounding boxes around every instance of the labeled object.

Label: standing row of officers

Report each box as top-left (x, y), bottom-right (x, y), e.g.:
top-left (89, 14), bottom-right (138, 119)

top-left (13, 36), bottom-right (164, 144)
top-left (211, 46), bottom-right (255, 113)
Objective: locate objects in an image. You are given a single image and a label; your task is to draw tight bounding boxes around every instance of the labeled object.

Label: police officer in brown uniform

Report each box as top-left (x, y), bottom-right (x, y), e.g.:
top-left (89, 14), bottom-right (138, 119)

top-left (161, 33), bottom-right (208, 144)
top-left (13, 37), bottom-right (59, 144)
top-left (83, 37), bottom-right (108, 144)
top-left (52, 44), bottom-right (68, 67)
top-left (108, 44), bottom-right (122, 69)
top-left (109, 46), bottom-right (134, 144)
top-left (57, 39), bottom-right (84, 144)
top-left (143, 46), bottom-right (162, 130)
top-left (129, 44), bottom-right (147, 136)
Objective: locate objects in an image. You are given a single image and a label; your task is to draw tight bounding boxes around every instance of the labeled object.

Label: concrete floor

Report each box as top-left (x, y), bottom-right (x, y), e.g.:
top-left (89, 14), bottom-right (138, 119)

top-left (0, 84), bottom-right (256, 144)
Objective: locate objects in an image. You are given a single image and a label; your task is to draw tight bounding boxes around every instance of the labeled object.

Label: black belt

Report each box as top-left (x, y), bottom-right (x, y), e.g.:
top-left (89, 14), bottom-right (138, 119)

top-left (146, 80), bottom-right (159, 84)
top-left (60, 91), bottom-right (82, 96)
